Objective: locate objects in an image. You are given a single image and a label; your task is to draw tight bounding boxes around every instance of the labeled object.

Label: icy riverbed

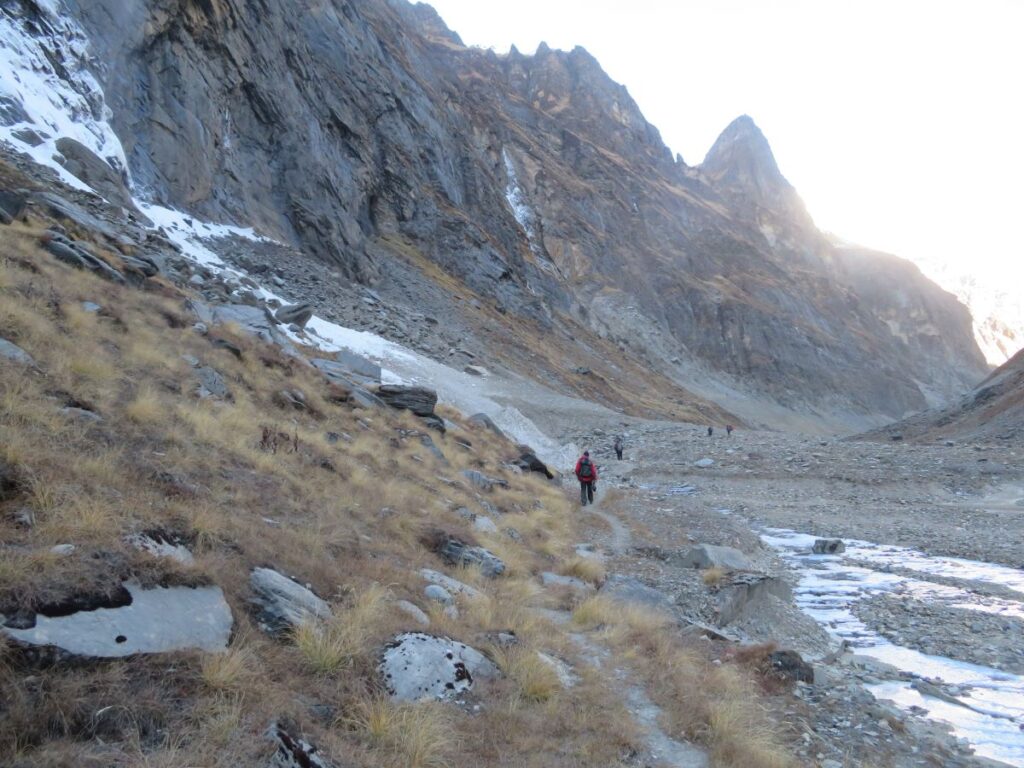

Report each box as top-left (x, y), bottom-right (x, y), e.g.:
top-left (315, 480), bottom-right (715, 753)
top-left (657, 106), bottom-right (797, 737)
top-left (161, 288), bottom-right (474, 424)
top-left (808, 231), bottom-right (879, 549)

top-left (764, 529), bottom-right (1024, 767)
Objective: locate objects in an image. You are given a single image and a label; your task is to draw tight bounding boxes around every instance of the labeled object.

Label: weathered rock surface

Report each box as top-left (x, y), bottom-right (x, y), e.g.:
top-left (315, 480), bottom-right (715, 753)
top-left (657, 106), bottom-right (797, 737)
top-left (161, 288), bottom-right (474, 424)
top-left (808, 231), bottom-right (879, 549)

top-left (396, 600), bottom-right (430, 626)
top-left (599, 574), bottom-right (674, 612)
top-left (54, 0), bottom-right (987, 426)
top-left (54, 136), bottom-right (136, 211)
top-left (274, 303), bottom-right (313, 328)
top-left (468, 413), bottom-right (506, 438)
top-left (419, 568), bottom-right (482, 598)
top-left (0, 338), bottom-right (34, 366)
top-left (379, 632), bottom-right (498, 701)
top-left (432, 534), bottom-right (506, 577)
top-left (250, 567), bottom-right (331, 634)
top-left (1, 582), bottom-right (232, 657)
top-left (681, 543), bottom-right (753, 572)
top-left (461, 469), bottom-right (508, 492)
top-left (375, 385), bottom-right (438, 417)
top-left (812, 538), bottom-right (846, 554)
top-left (541, 571), bottom-right (594, 593)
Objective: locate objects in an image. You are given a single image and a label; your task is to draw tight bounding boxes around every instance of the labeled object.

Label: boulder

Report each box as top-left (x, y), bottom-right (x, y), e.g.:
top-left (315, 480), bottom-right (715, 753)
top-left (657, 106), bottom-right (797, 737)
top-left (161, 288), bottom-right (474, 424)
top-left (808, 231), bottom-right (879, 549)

top-left (420, 414), bottom-right (447, 433)
top-left (768, 649), bottom-right (814, 684)
top-left (0, 189), bottom-right (28, 222)
top-left (125, 532), bottom-right (195, 565)
top-left (680, 543), bottom-right (752, 572)
top-left (433, 535), bottom-right (506, 577)
top-left (713, 573), bottom-right (791, 626)
top-left (396, 600), bottom-right (430, 626)
top-left (418, 434), bottom-right (448, 464)
top-left (693, 458), bottom-right (715, 468)
top-left (275, 303), bottom-right (314, 328)
top-left (310, 359), bottom-right (385, 407)
top-left (55, 137), bottom-right (136, 212)
top-left (195, 366), bottom-right (231, 400)
top-left (1, 582), bottom-right (232, 657)
top-left (0, 338), bottom-right (35, 367)
top-left (379, 632), bottom-right (498, 701)
top-left (812, 538), bottom-right (846, 555)
top-left (375, 385), bottom-right (438, 416)
top-left (463, 365), bottom-right (488, 376)
top-left (516, 450), bottom-right (554, 479)
top-left (468, 412), bottom-right (506, 438)
top-left (266, 721), bottom-right (336, 768)
top-left (250, 567), bottom-right (331, 634)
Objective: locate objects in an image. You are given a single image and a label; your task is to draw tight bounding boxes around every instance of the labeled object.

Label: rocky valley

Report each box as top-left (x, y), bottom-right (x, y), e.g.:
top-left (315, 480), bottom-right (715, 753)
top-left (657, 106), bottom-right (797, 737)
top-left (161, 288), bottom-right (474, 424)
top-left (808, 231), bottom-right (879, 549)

top-left (2, 1), bottom-right (1023, 767)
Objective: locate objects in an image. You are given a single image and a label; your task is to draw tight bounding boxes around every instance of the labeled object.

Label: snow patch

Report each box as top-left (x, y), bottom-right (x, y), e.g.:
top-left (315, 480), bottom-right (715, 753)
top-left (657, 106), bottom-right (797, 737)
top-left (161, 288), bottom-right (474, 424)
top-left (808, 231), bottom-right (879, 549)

top-left (0, 1), bottom-right (129, 192)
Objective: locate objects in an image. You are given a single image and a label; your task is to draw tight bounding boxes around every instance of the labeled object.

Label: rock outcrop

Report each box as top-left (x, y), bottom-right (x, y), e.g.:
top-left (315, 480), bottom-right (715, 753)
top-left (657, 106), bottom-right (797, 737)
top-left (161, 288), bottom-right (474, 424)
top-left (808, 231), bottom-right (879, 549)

top-left (379, 632), bottom-right (498, 701)
top-left (42, 0), bottom-right (987, 426)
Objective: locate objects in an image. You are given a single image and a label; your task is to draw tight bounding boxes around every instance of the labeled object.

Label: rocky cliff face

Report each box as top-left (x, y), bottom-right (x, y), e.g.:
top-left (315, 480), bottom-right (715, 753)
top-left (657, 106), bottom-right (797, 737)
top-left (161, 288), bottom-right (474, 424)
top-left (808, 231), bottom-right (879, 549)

top-left (2, 0), bottom-right (990, 427)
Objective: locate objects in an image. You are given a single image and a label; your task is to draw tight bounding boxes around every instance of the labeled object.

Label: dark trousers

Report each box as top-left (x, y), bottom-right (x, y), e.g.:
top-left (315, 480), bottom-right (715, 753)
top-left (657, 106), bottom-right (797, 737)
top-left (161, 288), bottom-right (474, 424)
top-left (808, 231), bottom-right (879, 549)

top-left (579, 480), bottom-right (595, 506)
top-left (615, 448), bottom-right (623, 460)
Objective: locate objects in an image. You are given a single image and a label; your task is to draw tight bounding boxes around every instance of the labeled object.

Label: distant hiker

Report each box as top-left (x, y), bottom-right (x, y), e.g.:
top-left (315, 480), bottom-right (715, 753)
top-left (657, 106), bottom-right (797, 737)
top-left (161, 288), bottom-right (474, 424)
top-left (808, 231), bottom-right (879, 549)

top-left (726, 424), bottom-right (734, 437)
top-left (613, 435), bottom-right (624, 460)
top-left (707, 426), bottom-right (714, 437)
top-left (575, 450), bottom-right (598, 506)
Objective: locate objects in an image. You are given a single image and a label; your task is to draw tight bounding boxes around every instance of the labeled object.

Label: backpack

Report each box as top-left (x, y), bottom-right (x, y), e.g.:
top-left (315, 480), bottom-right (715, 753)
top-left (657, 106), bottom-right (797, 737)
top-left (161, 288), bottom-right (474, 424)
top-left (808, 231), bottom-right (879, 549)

top-left (578, 458), bottom-right (594, 479)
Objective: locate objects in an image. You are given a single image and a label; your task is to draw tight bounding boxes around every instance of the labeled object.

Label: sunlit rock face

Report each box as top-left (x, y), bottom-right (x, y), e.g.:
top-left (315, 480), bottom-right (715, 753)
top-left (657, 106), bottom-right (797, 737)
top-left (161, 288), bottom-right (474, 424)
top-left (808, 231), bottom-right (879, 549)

top-left (5, 0), bottom-right (989, 424)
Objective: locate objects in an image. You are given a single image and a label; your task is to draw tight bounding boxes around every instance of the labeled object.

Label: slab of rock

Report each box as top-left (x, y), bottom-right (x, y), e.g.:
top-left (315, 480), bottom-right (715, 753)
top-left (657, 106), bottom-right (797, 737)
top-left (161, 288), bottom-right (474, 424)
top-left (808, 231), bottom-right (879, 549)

top-left (266, 721), bottom-right (336, 768)
top-left (1, 582), bottom-right (231, 657)
top-left (380, 632), bottom-right (498, 701)
top-left (250, 567), bottom-right (331, 634)
top-left (693, 458), bottom-right (715, 468)
top-left (463, 364), bottom-right (488, 376)
top-left (375, 385), bottom-right (438, 416)
top-left (0, 338), bottom-right (35, 367)
top-left (680, 543), bottom-right (752, 571)
top-left (714, 573), bottom-right (791, 626)
top-left (472, 515), bottom-right (499, 534)
top-left (599, 574), bottom-right (674, 613)
top-left (434, 535), bottom-right (506, 577)
top-left (812, 538), bottom-right (846, 554)
top-left (55, 137), bottom-right (136, 212)
top-left (42, 233), bottom-right (126, 283)
top-left (274, 303), bottom-right (314, 328)
top-left (419, 568), bottom-right (482, 598)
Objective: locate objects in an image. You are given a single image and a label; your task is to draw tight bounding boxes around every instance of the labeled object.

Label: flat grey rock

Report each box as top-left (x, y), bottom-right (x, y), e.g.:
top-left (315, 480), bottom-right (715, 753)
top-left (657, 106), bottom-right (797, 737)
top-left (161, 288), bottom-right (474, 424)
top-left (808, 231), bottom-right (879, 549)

top-left (2, 582), bottom-right (231, 657)
top-left (380, 632), bottom-right (498, 701)
top-left (424, 584), bottom-right (453, 605)
top-left (250, 567), bottom-right (331, 634)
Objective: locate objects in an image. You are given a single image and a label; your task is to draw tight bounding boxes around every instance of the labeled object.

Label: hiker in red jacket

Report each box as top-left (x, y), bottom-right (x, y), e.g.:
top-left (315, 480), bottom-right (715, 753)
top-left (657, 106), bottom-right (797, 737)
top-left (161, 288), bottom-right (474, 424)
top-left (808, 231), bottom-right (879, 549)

top-left (574, 450), bottom-right (598, 506)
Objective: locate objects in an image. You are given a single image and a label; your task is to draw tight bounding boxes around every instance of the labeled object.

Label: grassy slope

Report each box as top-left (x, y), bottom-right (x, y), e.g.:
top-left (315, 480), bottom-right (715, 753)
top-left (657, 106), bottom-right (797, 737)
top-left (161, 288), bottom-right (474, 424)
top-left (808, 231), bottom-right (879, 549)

top-left (0, 213), bottom-right (794, 767)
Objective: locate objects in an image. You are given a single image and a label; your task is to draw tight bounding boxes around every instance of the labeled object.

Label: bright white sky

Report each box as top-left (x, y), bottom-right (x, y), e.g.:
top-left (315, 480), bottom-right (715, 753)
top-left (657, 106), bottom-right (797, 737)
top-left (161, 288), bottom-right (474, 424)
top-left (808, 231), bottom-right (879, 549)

top-left (426, 0), bottom-right (1023, 283)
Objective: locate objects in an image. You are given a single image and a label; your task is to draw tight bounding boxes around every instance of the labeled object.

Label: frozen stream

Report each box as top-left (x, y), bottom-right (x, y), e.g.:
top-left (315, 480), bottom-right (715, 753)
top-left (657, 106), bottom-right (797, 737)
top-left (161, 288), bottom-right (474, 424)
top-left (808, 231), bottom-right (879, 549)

top-left (763, 530), bottom-right (1024, 767)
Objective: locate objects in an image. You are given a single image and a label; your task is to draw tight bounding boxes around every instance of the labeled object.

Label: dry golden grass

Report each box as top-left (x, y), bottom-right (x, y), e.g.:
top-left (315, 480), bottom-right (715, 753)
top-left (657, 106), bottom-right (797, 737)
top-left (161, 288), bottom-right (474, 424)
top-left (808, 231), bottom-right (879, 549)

top-left (0, 207), bottom-right (791, 767)
top-left (346, 695), bottom-right (453, 768)
top-left (558, 555), bottom-right (606, 585)
top-left (701, 565), bottom-right (728, 586)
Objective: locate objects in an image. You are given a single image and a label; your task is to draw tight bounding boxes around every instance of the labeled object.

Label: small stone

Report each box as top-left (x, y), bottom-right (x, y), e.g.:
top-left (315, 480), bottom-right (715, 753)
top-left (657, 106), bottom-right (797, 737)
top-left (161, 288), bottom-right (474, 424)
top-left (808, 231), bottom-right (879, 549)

top-left (396, 600), bottom-right (430, 626)
top-left (50, 544), bottom-right (75, 556)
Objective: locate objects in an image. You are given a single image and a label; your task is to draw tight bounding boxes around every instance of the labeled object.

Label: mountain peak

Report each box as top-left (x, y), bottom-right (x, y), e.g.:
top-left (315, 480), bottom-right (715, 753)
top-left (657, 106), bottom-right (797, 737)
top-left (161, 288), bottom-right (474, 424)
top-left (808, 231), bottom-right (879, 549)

top-left (700, 114), bottom-right (795, 212)
top-left (702, 115), bottom-right (784, 185)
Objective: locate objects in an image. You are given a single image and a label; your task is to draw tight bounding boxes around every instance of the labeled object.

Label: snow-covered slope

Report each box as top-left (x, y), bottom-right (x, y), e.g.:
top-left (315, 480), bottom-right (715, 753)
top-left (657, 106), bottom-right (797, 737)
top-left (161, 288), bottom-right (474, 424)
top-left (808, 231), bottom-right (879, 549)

top-left (0, 0), bottom-right (580, 467)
